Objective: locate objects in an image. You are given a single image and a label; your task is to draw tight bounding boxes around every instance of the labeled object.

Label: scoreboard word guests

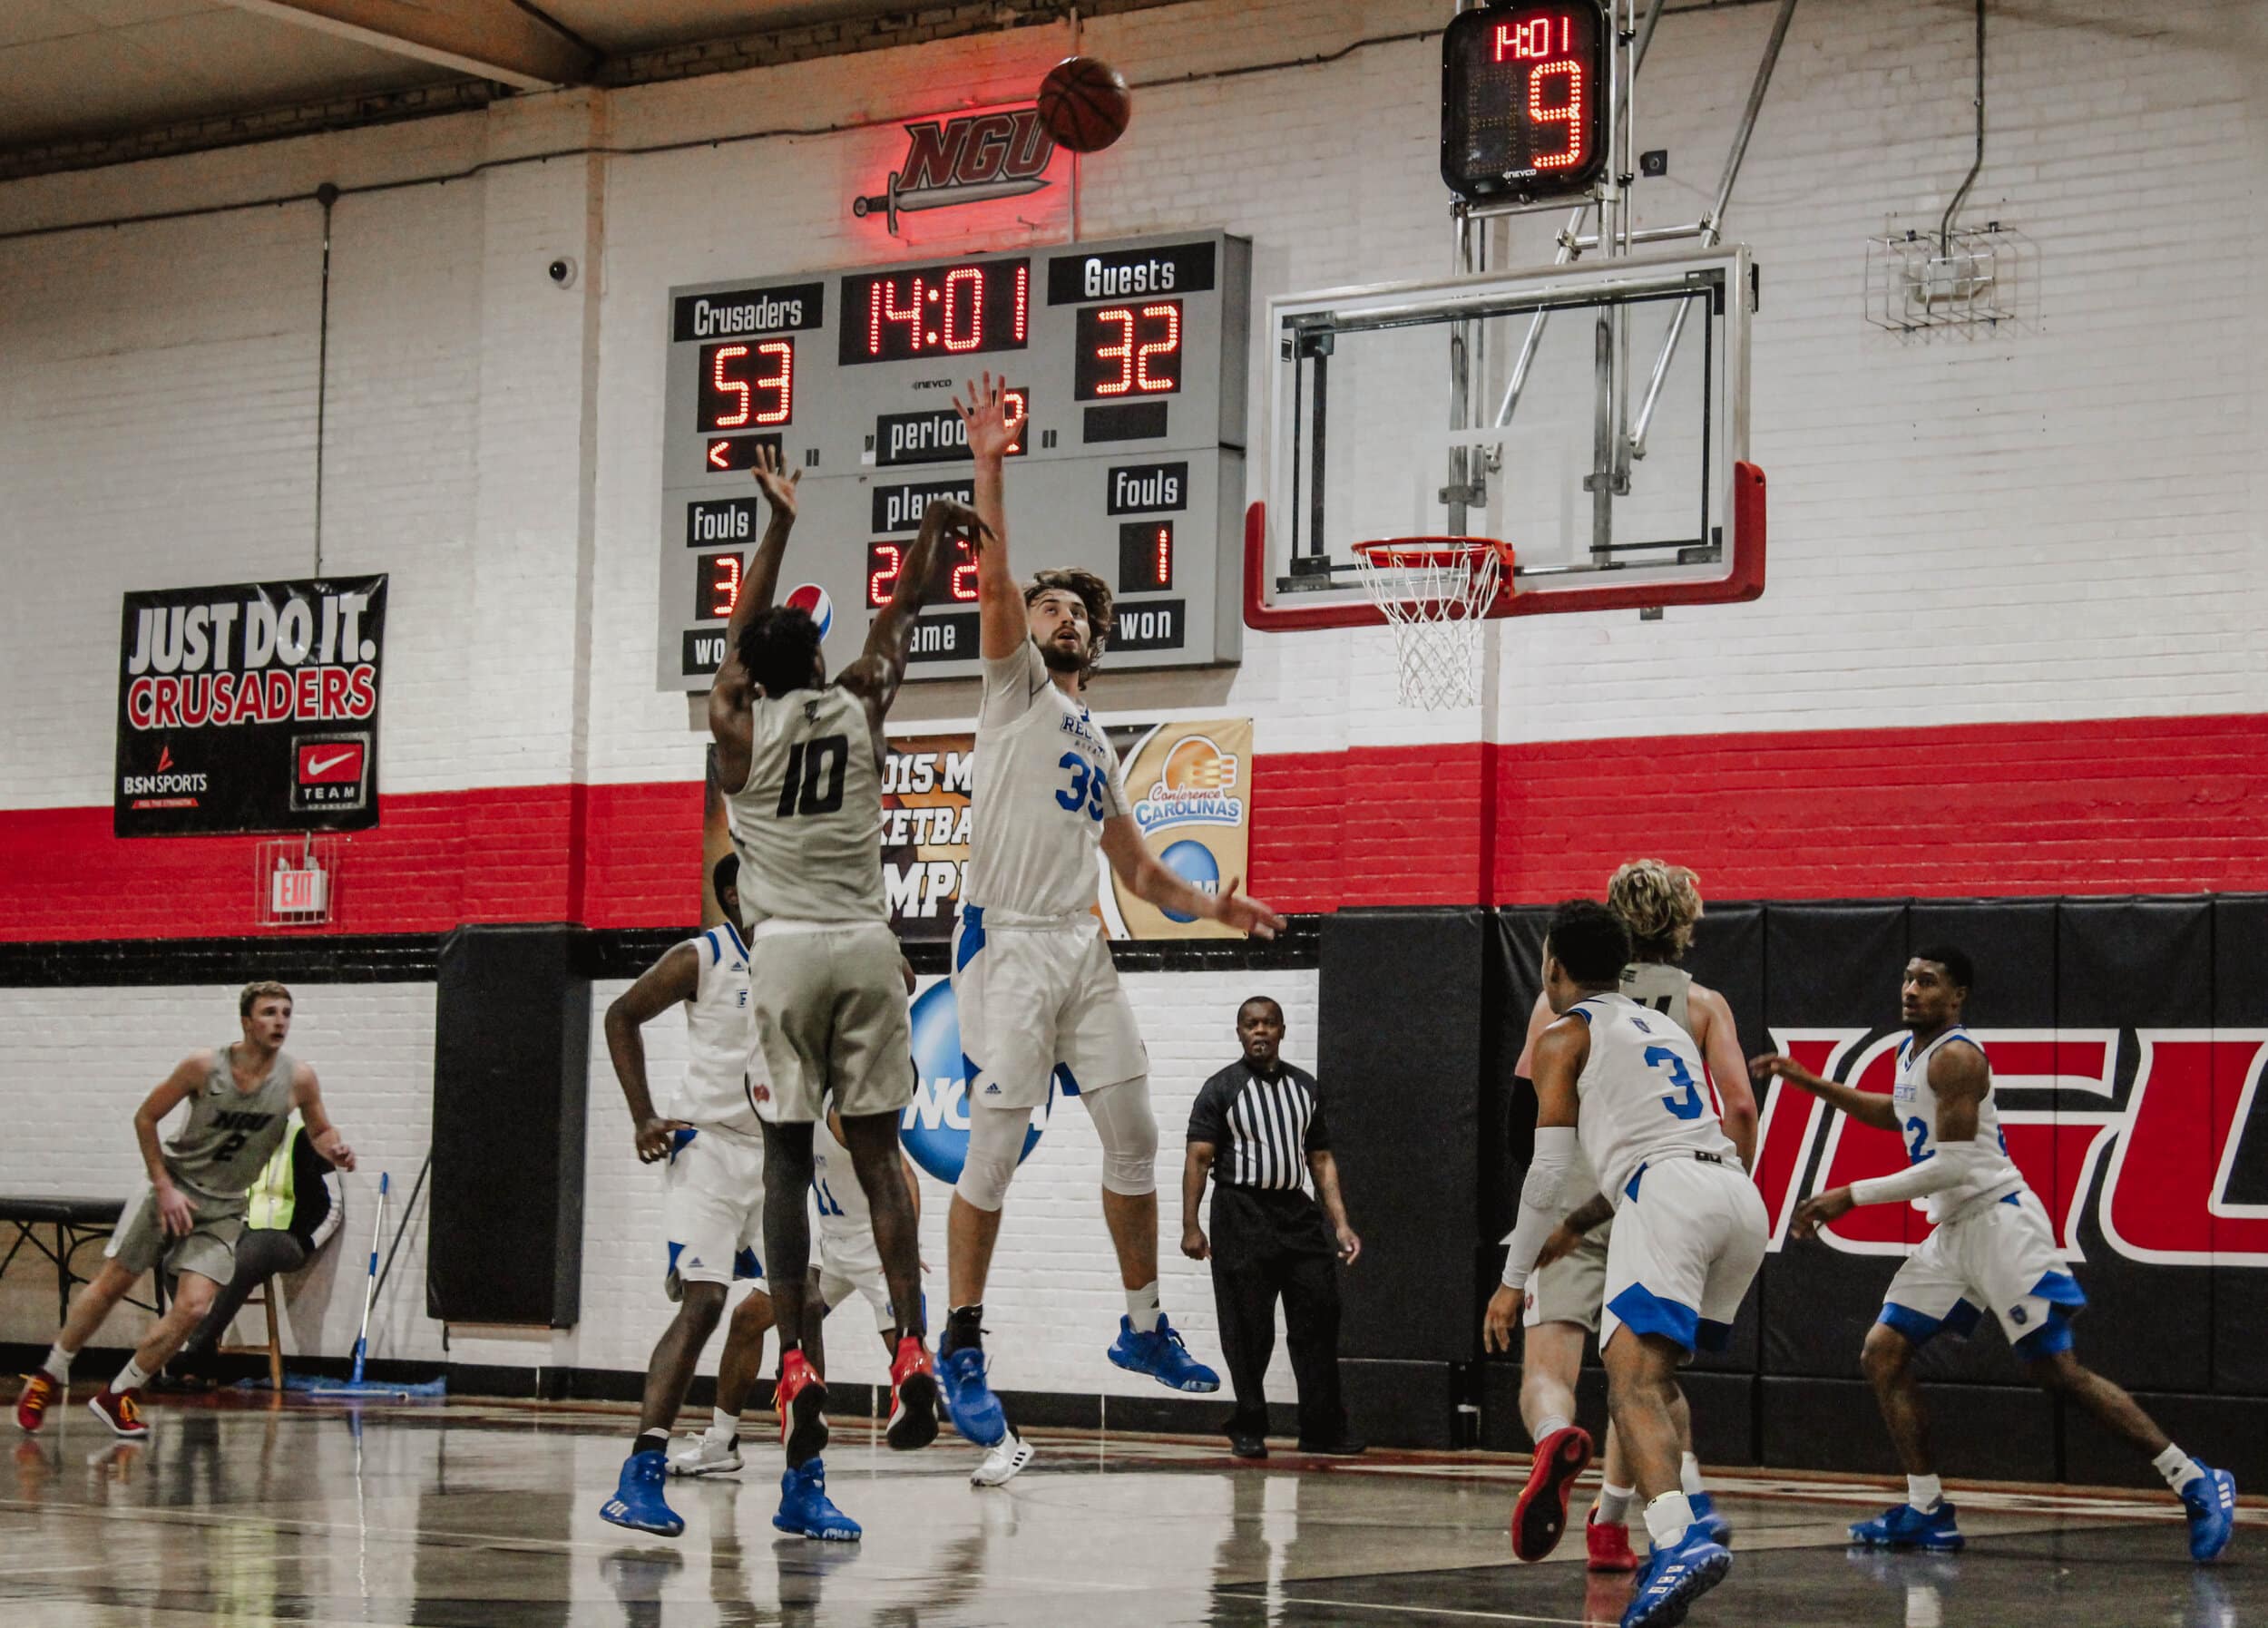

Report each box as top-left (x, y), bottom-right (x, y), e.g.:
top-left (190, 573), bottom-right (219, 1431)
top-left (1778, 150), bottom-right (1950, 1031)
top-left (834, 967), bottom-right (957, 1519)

top-left (658, 231), bottom-right (1251, 689)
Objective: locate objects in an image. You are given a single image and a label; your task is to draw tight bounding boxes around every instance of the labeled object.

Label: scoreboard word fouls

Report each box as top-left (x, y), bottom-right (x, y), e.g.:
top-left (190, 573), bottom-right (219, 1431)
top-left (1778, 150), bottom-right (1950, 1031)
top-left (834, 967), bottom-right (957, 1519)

top-left (1440, 1), bottom-right (1609, 204)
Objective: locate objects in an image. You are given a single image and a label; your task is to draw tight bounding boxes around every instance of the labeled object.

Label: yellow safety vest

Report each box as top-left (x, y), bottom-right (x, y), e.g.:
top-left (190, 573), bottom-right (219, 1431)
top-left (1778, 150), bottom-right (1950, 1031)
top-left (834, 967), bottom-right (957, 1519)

top-left (244, 1110), bottom-right (303, 1232)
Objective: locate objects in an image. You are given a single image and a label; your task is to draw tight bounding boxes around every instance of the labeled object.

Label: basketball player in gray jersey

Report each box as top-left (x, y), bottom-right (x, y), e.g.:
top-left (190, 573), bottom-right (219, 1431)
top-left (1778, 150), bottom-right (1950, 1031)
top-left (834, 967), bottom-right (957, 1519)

top-left (1491, 862), bottom-right (1757, 1570)
top-left (934, 377), bottom-right (1285, 1447)
top-left (707, 446), bottom-right (972, 1539)
top-left (15, 981), bottom-right (355, 1439)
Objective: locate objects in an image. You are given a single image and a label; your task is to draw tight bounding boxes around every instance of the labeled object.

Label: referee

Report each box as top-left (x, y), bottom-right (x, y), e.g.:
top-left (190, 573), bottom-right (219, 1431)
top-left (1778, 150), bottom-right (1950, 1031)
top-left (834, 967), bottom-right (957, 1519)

top-left (1181, 996), bottom-right (1364, 1459)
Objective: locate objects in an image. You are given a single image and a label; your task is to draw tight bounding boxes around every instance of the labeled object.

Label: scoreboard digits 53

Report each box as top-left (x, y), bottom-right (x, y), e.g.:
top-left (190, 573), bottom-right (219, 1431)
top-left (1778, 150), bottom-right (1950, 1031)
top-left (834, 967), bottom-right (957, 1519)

top-left (658, 232), bottom-right (1248, 689)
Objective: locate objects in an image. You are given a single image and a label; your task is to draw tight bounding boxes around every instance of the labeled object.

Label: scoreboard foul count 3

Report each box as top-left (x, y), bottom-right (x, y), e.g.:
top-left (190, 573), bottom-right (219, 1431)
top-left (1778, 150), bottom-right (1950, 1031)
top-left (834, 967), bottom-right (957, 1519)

top-left (659, 231), bottom-right (1250, 688)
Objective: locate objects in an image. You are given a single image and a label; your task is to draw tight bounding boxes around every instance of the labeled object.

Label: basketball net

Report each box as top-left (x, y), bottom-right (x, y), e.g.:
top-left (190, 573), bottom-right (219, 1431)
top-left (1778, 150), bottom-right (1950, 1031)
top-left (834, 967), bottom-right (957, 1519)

top-left (1351, 539), bottom-right (1510, 710)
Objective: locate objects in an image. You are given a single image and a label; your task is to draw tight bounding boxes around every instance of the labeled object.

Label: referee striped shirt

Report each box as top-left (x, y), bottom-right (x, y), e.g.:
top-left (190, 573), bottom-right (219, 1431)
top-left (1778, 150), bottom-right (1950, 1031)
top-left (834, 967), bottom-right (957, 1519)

top-left (1188, 1060), bottom-right (1329, 1191)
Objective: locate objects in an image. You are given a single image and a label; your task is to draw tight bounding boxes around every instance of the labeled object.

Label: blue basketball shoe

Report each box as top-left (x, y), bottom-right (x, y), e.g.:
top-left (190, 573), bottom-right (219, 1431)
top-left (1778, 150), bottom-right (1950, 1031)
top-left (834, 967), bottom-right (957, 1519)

top-left (600, 1448), bottom-right (684, 1538)
top-left (1107, 1314), bottom-right (1220, 1393)
top-left (938, 1342), bottom-right (1007, 1448)
top-left (1689, 1490), bottom-right (1733, 1546)
top-left (2183, 1465), bottom-right (2237, 1562)
top-left (1848, 1501), bottom-right (1964, 1552)
top-left (1621, 1523), bottom-right (1732, 1628)
top-left (773, 1457), bottom-right (861, 1542)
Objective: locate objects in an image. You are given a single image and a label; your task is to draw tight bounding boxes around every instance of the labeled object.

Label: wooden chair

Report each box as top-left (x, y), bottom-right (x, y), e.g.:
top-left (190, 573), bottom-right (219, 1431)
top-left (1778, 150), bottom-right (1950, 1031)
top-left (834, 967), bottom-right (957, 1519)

top-left (220, 1279), bottom-right (284, 1390)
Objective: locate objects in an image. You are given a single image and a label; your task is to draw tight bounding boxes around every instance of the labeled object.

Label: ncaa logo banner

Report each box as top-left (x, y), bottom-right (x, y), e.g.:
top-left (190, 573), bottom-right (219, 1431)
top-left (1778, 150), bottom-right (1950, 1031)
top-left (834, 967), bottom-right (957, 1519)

top-left (114, 575), bottom-right (386, 837)
top-left (1100, 719), bottom-right (1254, 941)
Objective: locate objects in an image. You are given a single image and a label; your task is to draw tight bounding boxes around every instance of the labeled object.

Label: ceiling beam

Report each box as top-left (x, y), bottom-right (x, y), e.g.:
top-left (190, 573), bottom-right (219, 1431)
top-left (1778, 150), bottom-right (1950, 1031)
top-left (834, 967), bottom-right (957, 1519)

top-left (220, 1), bottom-right (595, 92)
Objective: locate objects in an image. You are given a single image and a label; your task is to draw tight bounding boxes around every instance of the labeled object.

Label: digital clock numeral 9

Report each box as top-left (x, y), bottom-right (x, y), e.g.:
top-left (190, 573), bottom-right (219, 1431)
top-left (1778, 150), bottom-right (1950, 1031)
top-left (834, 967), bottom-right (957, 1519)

top-left (699, 339), bottom-right (794, 432)
top-left (1076, 301), bottom-right (1182, 401)
top-left (1493, 12), bottom-right (1587, 170)
top-left (866, 536), bottom-right (982, 609)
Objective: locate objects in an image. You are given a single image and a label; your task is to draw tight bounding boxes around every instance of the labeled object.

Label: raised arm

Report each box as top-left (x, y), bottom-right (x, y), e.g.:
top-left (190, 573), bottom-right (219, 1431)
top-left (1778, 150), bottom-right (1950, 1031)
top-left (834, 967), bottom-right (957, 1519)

top-left (1486, 1016), bottom-right (1588, 1351)
top-left (1692, 986), bottom-right (1758, 1170)
top-left (604, 943), bottom-right (702, 1163)
top-left (1749, 1048), bottom-right (1901, 1133)
top-left (134, 1054), bottom-right (210, 1237)
top-left (837, 496), bottom-right (986, 743)
top-left (1100, 814), bottom-right (1286, 941)
top-left (706, 446), bottom-right (801, 785)
top-left (953, 373), bottom-right (1027, 660)
top-left (1792, 1040), bottom-right (1989, 1238)
top-left (289, 1061), bottom-right (356, 1172)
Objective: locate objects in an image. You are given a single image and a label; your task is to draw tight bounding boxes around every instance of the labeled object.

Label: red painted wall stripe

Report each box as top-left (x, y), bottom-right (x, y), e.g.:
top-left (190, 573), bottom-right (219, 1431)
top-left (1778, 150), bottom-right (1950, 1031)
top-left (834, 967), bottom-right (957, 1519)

top-left (5, 713), bottom-right (2265, 941)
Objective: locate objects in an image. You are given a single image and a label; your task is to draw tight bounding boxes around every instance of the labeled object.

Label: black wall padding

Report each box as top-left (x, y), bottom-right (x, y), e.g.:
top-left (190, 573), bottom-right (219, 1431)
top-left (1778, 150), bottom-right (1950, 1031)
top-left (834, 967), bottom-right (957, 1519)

top-left (1317, 907), bottom-right (1494, 1362)
top-left (428, 925), bottom-right (590, 1327)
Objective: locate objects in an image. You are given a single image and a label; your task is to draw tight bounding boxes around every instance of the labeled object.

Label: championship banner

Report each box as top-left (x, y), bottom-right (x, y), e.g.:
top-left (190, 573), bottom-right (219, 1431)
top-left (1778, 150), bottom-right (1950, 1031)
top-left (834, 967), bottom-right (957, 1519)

top-left (879, 717), bottom-right (1255, 941)
top-left (114, 576), bottom-right (386, 836)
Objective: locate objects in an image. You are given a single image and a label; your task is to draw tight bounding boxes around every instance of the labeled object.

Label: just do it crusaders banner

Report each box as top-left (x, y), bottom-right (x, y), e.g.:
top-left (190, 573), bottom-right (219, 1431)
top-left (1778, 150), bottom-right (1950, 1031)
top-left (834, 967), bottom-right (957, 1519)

top-left (880, 717), bottom-right (1255, 941)
top-left (115, 577), bottom-right (386, 836)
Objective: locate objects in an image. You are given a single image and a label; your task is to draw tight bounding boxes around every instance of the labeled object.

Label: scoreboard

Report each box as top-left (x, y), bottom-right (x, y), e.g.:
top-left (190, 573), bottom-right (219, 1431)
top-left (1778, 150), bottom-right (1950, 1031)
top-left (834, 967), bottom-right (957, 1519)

top-left (658, 231), bottom-right (1251, 690)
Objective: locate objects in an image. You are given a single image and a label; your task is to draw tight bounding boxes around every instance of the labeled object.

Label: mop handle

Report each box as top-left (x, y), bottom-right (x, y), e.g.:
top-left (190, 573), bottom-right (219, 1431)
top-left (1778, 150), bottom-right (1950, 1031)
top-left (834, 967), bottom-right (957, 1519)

top-left (348, 1171), bottom-right (388, 1385)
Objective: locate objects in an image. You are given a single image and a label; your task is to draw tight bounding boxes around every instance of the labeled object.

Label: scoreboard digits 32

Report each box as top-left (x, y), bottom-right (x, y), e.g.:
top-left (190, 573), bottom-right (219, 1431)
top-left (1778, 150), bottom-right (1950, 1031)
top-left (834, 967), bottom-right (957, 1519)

top-left (658, 231), bottom-right (1250, 690)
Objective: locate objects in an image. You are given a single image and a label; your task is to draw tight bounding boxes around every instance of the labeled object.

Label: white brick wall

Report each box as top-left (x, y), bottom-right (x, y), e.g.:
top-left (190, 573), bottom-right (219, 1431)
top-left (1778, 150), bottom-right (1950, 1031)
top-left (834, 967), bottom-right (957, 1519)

top-left (0, 970), bottom-right (1320, 1406)
top-left (5, 0), bottom-right (2265, 811)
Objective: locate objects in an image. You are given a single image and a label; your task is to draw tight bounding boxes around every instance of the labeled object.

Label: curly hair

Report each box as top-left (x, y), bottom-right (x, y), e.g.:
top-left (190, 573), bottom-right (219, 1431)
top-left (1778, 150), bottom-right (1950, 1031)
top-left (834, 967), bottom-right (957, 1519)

top-left (736, 606), bottom-right (824, 698)
top-left (1024, 568), bottom-right (1113, 680)
top-left (1607, 858), bottom-right (1704, 962)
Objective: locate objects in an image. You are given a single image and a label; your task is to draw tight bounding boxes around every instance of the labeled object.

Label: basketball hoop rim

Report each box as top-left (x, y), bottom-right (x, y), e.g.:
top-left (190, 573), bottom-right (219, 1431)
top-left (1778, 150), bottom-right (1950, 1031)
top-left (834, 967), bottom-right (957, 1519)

top-left (1351, 536), bottom-right (1517, 574)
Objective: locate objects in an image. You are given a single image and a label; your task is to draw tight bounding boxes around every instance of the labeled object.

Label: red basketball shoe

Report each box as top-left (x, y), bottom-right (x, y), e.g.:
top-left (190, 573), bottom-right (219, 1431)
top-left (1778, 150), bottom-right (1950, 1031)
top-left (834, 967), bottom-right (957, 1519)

top-left (885, 1337), bottom-right (939, 1451)
top-left (1510, 1423), bottom-right (1593, 1562)
top-left (15, 1372), bottom-right (59, 1435)
top-left (86, 1388), bottom-right (149, 1439)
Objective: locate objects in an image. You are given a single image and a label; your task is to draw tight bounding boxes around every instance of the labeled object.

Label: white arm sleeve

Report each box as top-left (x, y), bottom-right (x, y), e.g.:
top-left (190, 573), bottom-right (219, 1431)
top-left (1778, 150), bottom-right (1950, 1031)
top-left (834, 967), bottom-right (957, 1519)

top-left (1850, 1138), bottom-right (1983, 1206)
top-left (1500, 1126), bottom-right (1579, 1292)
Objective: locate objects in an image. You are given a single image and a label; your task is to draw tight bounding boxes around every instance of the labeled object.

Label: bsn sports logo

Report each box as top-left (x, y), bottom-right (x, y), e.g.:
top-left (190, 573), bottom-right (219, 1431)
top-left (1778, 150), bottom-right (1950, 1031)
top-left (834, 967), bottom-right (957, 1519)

top-left (785, 583), bottom-right (833, 640)
top-left (899, 979), bottom-right (1051, 1184)
top-left (852, 108), bottom-right (1055, 231)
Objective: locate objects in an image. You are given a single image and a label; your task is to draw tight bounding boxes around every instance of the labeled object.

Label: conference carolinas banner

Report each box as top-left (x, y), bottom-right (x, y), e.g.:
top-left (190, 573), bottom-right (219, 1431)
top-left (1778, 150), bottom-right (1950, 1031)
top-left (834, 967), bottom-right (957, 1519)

top-left (114, 576), bottom-right (387, 836)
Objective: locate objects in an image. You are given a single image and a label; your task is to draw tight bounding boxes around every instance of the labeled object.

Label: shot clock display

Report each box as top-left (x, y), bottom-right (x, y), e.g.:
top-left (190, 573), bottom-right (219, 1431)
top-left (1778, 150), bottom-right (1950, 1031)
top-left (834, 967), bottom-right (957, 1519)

top-left (1440, 1), bottom-right (1609, 204)
top-left (658, 232), bottom-right (1249, 689)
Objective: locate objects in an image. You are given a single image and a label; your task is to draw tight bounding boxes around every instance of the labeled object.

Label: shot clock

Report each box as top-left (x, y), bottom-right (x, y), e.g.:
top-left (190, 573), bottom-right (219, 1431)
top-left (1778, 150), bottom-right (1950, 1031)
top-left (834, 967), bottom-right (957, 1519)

top-left (658, 232), bottom-right (1249, 689)
top-left (1440, 1), bottom-right (1610, 204)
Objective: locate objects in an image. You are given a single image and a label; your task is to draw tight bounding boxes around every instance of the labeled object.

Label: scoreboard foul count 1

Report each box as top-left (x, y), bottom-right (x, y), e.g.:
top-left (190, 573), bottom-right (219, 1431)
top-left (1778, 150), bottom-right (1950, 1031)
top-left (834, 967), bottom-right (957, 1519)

top-left (1440, 1), bottom-right (1609, 205)
top-left (659, 231), bottom-right (1250, 689)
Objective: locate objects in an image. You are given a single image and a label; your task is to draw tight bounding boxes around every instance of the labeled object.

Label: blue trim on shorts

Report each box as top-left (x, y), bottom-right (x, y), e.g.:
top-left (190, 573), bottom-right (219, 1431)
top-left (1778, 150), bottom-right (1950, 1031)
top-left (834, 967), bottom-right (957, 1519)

top-left (1877, 1297), bottom-right (1982, 1348)
top-left (1696, 1318), bottom-right (1735, 1353)
top-left (1606, 1282), bottom-right (1699, 1354)
top-left (2014, 1306), bottom-right (2075, 1360)
top-left (1943, 1298), bottom-right (1984, 1339)
top-left (669, 1127), bottom-right (698, 1162)
top-left (2028, 1270), bottom-right (2087, 1311)
top-left (955, 907), bottom-right (987, 971)
top-left (733, 1247), bottom-right (762, 1282)
top-left (1054, 1063), bottom-right (1081, 1098)
top-left (667, 1241), bottom-right (685, 1279)
top-left (1624, 1162), bottom-right (1647, 1202)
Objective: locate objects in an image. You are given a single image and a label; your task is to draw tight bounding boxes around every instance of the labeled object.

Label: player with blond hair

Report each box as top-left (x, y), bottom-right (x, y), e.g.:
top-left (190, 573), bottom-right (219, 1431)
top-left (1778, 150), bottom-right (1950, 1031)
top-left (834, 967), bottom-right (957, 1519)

top-left (1491, 861), bottom-right (1757, 1570)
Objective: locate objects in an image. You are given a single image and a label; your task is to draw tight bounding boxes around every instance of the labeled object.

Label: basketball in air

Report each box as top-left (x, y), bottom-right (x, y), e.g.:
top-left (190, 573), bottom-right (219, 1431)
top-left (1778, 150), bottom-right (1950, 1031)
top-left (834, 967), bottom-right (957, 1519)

top-left (1039, 56), bottom-right (1132, 153)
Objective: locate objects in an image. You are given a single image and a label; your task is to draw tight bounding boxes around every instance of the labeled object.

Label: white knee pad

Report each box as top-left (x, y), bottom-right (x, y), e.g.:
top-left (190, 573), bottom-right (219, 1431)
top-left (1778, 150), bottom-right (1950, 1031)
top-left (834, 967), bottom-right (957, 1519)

top-left (1081, 1077), bottom-right (1158, 1196)
top-left (954, 1103), bottom-right (1032, 1212)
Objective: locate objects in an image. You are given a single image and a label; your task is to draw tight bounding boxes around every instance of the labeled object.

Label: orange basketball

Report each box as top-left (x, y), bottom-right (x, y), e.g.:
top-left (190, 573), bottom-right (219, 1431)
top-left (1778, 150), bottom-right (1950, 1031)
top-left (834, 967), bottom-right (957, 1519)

top-left (1039, 56), bottom-right (1132, 154)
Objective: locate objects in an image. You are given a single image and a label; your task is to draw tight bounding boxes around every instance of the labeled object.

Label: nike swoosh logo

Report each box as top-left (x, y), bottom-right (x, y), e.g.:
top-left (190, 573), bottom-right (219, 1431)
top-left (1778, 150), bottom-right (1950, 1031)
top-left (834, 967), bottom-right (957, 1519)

top-left (306, 751), bottom-right (356, 776)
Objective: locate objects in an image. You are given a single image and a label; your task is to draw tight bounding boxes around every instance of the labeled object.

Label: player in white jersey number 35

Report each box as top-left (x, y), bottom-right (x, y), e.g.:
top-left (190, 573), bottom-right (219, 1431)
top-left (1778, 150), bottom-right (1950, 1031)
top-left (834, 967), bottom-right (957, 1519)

top-left (934, 376), bottom-right (1287, 1446)
top-left (1491, 902), bottom-right (1767, 1628)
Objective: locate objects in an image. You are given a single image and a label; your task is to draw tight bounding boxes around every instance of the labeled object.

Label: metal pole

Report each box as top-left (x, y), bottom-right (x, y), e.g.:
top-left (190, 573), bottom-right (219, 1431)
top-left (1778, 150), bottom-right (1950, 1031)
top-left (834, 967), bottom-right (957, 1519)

top-left (1628, 0), bottom-right (1796, 458)
top-left (1494, 0), bottom-right (1666, 428)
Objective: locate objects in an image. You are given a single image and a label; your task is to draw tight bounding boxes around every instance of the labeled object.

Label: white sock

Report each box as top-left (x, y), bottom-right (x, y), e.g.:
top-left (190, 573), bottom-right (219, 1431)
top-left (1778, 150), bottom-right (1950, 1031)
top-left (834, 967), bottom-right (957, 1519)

top-left (1680, 1451), bottom-right (1706, 1498)
top-left (110, 1356), bottom-right (150, 1396)
top-left (1907, 1473), bottom-right (1943, 1512)
top-left (42, 1346), bottom-right (71, 1383)
top-left (1126, 1282), bottom-right (1162, 1334)
top-left (709, 1407), bottom-right (740, 1441)
top-left (1532, 1414), bottom-right (1572, 1446)
top-left (1643, 1491), bottom-right (1696, 1549)
top-left (1598, 1482), bottom-right (1635, 1525)
top-left (2154, 1444), bottom-right (2204, 1494)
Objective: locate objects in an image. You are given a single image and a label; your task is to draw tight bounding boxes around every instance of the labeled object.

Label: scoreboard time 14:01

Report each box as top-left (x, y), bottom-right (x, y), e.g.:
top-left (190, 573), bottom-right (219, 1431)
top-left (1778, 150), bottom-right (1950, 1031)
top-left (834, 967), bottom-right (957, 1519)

top-left (656, 231), bottom-right (1249, 691)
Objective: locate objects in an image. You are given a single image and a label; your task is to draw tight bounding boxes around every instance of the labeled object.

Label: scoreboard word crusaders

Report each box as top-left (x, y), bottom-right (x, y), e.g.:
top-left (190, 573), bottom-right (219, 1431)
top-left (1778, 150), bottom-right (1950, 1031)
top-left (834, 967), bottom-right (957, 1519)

top-left (658, 232), bottom-right (1250, 690)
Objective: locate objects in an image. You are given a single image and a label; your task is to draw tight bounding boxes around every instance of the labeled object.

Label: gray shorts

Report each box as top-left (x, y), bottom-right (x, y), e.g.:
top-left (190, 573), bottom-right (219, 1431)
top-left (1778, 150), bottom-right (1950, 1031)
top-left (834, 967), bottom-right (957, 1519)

top-left (1523, 1221), bottom-right (1611, 1336)
top-left (105, 1184), bottom-right (243, 1287)
top-left (749, 921), bottom-right (914, 1124)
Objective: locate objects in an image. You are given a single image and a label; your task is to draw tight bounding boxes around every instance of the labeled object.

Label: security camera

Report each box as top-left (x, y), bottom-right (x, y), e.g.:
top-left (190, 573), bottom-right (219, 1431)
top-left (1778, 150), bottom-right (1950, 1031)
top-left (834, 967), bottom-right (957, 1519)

top-left (548, 257), bottom-right (577, 288)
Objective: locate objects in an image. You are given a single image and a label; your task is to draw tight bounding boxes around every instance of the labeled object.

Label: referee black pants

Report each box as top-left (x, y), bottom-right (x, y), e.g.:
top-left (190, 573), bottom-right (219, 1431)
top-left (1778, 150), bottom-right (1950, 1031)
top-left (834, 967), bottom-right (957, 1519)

top-left (1208, 1184), bottom-right (1346, 1443)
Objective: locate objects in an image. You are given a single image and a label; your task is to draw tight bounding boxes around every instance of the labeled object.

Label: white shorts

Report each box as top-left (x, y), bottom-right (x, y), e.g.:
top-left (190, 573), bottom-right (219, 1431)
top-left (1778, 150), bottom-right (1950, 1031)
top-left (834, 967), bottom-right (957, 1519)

top-left (663, 1126), bottom-right (767, 1301)
top-left (1600, 1155), bottom-right (1767, 1358)
top-left (816, 1217), bottom-right (897, 1332)
top-left (952, 909), bottom-right (1148, 1110)
top-left (1525, 1223), bottom-right (1611, 1335)
top-left (1879, 1186), bottom-right (2087, 1359)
